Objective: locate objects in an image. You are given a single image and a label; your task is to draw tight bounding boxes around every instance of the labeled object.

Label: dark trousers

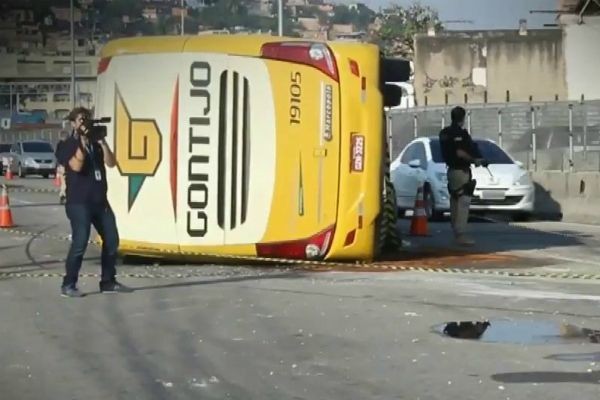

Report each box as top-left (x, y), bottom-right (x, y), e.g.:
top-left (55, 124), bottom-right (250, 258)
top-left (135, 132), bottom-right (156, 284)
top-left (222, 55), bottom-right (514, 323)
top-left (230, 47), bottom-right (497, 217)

top-left (62, 202), bottom-right (120, 288)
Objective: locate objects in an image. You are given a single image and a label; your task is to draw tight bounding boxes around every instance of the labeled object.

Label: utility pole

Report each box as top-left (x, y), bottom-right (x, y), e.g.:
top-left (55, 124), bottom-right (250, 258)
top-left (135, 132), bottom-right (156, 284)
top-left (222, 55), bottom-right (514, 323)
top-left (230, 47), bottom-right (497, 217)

top-left (70, 0), bottom-right (76, 108)
top-left (278, 0), bottom-right (283, 36)
top-left (181, 0), bottom-right (185, 36)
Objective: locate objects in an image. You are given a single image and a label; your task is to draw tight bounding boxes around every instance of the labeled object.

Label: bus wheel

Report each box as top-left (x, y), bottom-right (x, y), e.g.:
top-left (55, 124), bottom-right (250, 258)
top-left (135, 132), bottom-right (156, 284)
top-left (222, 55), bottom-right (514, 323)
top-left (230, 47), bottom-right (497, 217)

top-left (377, 149), bottom-right (401, 256)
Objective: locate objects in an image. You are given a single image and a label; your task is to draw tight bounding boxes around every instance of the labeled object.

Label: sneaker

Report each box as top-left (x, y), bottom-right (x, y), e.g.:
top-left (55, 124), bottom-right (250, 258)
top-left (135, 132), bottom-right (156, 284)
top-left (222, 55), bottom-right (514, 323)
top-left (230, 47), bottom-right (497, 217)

top-left (99, 280), bottom-right (134, 294)
top-left (61, 286), bottom-right (84, 298)
top-left (59, 195), bottom-right (66, 205)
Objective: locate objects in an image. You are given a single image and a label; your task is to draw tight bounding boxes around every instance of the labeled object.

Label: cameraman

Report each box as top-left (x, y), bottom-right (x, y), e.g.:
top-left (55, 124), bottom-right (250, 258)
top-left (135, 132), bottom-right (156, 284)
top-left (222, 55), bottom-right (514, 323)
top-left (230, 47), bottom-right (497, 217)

top-left (56, 107), bottom-right (132, 297)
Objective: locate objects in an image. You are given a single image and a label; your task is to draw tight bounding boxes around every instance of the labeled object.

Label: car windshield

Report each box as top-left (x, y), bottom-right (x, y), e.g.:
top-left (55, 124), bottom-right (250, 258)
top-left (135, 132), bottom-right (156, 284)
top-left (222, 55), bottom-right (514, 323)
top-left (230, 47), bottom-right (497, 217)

top-left (22, 142), bottom-right (54, 153)
top-left (430, 139), bottom-right (513, 164)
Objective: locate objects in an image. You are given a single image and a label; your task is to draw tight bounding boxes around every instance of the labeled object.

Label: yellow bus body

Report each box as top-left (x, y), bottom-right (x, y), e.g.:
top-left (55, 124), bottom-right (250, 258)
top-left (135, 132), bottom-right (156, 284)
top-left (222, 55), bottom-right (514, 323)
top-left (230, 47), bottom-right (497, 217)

top-left (95, 35), bottom-right (384, 262)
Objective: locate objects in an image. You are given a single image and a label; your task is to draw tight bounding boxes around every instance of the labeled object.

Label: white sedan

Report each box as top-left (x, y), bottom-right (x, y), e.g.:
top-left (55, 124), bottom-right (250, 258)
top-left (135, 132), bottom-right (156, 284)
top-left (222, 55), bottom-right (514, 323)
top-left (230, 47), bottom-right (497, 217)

top-left (390, 136), bottom-right (535, 221)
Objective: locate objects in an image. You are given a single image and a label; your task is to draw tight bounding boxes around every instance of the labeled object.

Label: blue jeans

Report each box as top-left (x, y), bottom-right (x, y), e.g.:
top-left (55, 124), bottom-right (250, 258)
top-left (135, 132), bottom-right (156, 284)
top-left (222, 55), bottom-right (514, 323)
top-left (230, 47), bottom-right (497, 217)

top-left (62, 202), bottom-right (120, 288)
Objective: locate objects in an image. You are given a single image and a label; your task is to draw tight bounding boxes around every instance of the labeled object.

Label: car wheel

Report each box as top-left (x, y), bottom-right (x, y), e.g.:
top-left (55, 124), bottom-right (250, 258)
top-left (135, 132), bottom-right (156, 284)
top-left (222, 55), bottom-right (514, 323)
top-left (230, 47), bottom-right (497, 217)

top-left (424, 186), bottom-right (444, 221)
top-left (18, 164), bottom-right (25, 178)
top-left (42, 173), bottom-right (50, 179)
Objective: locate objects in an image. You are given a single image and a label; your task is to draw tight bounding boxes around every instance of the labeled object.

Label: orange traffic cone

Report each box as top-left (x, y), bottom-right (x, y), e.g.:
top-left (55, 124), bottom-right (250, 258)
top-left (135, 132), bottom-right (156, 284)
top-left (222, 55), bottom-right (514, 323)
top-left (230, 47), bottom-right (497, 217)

top-left (409, 185), bottom-right (429, 237)
top-left (0, 185), bottom-right (14, 228)
top-left (53, 168), bottom-right (61, 187)
top-left (4, 165), bottom-right (13, 180)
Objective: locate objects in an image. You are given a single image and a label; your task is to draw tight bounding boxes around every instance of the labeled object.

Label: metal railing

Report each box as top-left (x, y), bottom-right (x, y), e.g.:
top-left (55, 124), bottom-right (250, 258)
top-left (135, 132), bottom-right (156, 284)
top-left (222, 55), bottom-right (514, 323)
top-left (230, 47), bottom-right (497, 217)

top-left (0, 128), bottom-right (66, 147)
top-left (387, 99), bottom-right (600, 172)
top-left (2, 99), bottom-right (600, 173)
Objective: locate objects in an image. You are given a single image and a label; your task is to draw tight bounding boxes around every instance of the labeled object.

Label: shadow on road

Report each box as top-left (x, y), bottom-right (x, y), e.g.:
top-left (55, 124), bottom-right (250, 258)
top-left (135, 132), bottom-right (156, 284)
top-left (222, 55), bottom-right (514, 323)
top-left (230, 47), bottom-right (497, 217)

top-left (394, 215), bottom-right (589, 257)
top-left (545, 352), bottom-right (600, 362)
top-left (0, 244), bottom-right (24, 251)
top-left (85, 271), bottom-right (303, 295)
top-left (491, 370), bottom-right (600, 384)
top-left (533, 182), bottom-right (563, 221)
top-left (0, 256), bottom-right (99, 270)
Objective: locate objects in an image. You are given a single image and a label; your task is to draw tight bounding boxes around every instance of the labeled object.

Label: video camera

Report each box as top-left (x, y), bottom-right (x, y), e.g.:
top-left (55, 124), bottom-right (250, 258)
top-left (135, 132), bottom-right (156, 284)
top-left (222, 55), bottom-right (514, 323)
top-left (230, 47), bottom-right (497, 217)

top-left (81, 117), bottom-right (111, 142)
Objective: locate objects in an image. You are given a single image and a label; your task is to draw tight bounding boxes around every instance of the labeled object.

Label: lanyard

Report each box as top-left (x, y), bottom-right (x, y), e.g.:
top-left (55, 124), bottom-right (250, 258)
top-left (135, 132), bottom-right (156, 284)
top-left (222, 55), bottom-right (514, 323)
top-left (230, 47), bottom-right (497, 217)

top-left (85, 142), bottom-right (98, 171)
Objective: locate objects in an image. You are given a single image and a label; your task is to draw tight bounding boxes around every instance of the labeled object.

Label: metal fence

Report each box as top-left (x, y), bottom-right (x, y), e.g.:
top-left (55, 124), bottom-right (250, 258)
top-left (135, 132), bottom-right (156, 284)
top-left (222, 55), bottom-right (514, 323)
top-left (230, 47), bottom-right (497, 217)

top-left (387, 99), bottom-right (600, 172)
top-left (0, 127), bottom-right (66, 147)
top-left (3, 99), bottom-right (600, 172)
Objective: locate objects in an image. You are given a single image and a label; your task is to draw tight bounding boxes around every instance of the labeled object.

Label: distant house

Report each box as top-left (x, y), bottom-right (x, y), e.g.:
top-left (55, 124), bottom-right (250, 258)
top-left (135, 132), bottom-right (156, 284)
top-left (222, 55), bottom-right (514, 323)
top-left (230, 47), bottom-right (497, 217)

top-left (297, 17), bottom-right (321, 32)
top-left (331, 24), bottom-right (354, 34)
top-left (247, 0), bottom-right (274, 17)
top-left (287, 0), bottom-right (310, 6)
top-left (171, 6), bottom-right (188, 18)
top-left (317, 4), bottom-right (334, 13)
top-left (143, 7), bottom-right (159, 21)
top-left (50, 7), bottom-right (83, 24)
top-left (6, 8), bottom-right (35, 24)
top-left (299, 29), bottom-right (328, 40)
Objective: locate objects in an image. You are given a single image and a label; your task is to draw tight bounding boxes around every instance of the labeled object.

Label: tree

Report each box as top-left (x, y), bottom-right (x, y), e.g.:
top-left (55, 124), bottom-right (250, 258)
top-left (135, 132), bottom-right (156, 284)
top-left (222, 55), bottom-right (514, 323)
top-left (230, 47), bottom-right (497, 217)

top-left (330, 5), bottom-right (375, 31)
top-left (374, 2), bottom-right (443, 58)
top-left (314, 9), bottom-right (330, 26)
top-left (196, 0), bottom-right (299, 35)
top-left (105, 0), bottom-right (143, 18)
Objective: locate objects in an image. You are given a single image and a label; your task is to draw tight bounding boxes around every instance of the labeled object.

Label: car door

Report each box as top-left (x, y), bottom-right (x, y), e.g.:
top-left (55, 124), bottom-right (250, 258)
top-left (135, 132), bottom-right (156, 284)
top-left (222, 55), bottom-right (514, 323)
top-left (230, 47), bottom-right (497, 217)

top-left (392, 143), bottom-right (418, 207)
top-left (9, 143), bottom-right (20, 173)
top-left (403, 142), bottom-right (428, 200)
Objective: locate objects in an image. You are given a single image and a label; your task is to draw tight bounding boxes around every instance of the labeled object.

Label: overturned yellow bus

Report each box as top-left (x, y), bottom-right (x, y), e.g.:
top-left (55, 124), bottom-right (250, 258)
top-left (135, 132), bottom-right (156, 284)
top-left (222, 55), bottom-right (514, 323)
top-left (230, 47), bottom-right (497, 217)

top-left (94, 35), bottom-right (406, 262)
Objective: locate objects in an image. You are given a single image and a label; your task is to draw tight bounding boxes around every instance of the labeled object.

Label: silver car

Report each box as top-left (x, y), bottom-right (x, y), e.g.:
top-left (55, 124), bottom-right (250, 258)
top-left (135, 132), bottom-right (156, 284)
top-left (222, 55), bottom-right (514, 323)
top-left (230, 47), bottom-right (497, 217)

top-left (5, 140), bottom-right (57, 178)
top-left (0, 143), bottom-right (11, 174)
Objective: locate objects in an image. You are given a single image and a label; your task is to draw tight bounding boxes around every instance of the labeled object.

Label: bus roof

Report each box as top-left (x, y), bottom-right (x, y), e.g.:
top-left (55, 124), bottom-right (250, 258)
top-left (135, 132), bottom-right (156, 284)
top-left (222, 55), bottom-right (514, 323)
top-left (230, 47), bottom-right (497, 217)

top-left (99, 34), bottom-right (379, 59)
top-left (101, 35), bottom-right (316, 58)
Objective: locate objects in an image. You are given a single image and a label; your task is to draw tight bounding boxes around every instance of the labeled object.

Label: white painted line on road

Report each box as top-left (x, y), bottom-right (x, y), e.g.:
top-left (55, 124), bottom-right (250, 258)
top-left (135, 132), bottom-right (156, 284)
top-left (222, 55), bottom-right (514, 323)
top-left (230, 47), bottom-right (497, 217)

top-left (10, 198), bottom-right (33, 205)
top-left (467, 286), bottom-right (600, 301)
top-left (543, 253), bottom-right (600, 267)
top-left (533, 221), bottom-right (600, 230)
top-left (540, 267), bottom-right (573, 272)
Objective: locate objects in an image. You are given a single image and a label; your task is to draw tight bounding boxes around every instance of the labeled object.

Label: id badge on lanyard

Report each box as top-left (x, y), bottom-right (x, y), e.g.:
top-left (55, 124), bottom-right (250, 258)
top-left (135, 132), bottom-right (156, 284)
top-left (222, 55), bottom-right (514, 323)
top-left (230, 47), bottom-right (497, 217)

top-left (87, 143), bottom-right (102, 182)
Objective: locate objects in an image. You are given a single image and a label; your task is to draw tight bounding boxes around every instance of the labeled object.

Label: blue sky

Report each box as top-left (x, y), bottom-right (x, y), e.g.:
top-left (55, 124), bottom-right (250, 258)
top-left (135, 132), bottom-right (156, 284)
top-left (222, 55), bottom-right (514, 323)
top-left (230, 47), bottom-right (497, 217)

top-left (334, 0), bottom-right (560, 30)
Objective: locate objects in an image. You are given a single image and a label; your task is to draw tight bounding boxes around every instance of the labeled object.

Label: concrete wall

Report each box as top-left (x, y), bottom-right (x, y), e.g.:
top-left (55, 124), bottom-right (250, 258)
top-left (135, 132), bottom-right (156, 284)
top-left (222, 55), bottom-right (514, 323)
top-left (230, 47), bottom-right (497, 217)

top-left (414, 30), bottom-right (567, 106)
top-left (563, 16), bottom-right (600, 101)
top-left (531, 171), bottom-right (600, 223)
top-left (487, 34), bottom-right (566, 104)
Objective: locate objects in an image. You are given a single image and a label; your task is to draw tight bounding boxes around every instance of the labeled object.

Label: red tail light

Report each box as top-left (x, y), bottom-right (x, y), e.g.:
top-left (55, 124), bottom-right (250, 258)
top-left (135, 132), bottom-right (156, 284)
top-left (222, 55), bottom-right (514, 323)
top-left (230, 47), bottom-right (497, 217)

top-left (97, 57), bottom-right (112, 74)
top-left (256, 225), bottom-right (335, 260)
top-left (260, 42), bottom-right (339, 82)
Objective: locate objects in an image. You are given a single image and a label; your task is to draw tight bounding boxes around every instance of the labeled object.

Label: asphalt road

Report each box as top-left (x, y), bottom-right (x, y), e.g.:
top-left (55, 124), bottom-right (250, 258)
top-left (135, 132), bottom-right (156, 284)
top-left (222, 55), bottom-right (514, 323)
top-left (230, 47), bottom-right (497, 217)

top-left (1, 177), bottom-right (600, 400)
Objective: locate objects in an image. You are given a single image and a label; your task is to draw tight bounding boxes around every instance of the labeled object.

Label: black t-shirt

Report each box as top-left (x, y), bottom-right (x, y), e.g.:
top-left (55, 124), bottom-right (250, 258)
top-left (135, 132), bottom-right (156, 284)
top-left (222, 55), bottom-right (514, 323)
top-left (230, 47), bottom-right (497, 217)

top-left (56, 132), bottom-right (108, 205)
top-left (439, 124), bottom-right (482, 169)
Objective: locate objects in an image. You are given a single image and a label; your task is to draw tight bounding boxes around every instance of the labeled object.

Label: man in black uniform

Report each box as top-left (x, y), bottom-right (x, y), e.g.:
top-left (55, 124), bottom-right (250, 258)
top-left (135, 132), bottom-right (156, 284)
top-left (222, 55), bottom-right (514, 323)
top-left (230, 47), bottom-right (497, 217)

top-left (439, 106), bottom-right (488, 246)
